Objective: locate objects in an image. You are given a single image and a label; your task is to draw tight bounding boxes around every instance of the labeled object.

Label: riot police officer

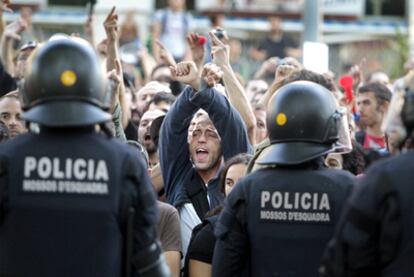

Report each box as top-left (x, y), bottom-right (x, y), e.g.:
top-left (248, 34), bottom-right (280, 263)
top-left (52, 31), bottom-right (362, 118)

top-left (320, 72), bottom-right (414, 277)
top-left (212, 81), bottom-right (356, 277)
top-left (0, 39), bottom-right (169, 277)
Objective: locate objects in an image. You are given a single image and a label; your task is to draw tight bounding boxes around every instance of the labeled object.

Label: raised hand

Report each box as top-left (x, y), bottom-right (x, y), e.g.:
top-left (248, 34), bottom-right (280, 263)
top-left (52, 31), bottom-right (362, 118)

top-left (209, 31), bottom-right (230, 68)
top-left (348, 64), bottom-right (363, 87)
top-left (170, 61), bottom-right (200, 90)
top-left (263, 57), bottom-right (279, 74)
top-left (253, 56), bottom-right (279, 80)
top-left (106, 59), bottom-right (122, 110)
top-left (187, 32), bottom-right (206, 66)
top-left (103, 6), bottom-right (118, 42)
top-left (4, 17), bottom-right (27, 40)
top-left (274, 63), bottom-right (296, 83)
top-left (201, 63), bottom-right (223, 87)
top-left (155, 39), bottom-right (176, 66)
top-left (1, 0), bottom-right (12, 13)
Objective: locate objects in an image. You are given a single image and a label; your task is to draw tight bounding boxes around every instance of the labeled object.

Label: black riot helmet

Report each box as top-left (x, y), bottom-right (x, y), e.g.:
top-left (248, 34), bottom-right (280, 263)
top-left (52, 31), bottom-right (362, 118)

top-left (257, 81), bottom-right (345, 165)
top-left (21, 39), bottom-right (111, 127)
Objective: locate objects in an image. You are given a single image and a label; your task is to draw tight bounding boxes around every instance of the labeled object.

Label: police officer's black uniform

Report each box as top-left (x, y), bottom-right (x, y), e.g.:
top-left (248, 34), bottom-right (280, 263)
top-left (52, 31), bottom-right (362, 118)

top-left (212, 81), bottom-right (355, 277)
top-left (320, 81), bottom-right (414, 277)
top-left (0, 39), bottom-right (169, 277)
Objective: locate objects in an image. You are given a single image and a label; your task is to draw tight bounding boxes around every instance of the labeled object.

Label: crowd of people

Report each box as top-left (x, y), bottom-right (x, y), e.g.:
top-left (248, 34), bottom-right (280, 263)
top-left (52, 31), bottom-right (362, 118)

top-left (0, 0), bottom-right (413, 276)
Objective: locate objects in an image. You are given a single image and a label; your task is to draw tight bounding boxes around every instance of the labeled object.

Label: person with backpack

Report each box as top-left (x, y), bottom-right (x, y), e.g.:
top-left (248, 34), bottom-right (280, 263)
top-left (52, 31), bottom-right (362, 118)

top-left (152, 0), bottom-right (192, 63)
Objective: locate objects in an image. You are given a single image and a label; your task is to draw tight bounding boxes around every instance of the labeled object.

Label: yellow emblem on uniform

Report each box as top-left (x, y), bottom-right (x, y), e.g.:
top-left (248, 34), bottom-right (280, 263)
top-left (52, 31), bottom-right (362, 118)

top-left (60, 70), bottom-right (77, 87)
top-left (276, 113), bottom-right (287, 126)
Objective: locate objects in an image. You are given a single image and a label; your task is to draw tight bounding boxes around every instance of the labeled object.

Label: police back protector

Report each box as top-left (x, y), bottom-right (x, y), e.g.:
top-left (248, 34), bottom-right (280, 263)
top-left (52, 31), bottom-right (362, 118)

top-left (0, 129), bottom-right (139, 277)
top-left (222, 166), bottom-right (354, 276)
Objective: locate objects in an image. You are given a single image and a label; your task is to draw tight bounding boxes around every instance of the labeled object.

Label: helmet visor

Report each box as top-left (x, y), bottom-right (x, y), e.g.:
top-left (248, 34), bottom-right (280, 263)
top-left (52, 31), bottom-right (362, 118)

top-left (333, 107), bottom-right (353, 154)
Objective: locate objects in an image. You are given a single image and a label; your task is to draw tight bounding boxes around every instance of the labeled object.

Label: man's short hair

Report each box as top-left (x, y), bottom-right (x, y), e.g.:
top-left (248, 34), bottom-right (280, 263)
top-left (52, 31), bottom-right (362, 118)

top-left (358, 82), bottom-right (392, 106)
top-left (281, 69), bottom-right (337, 92)
top-left (0, 91), bottom-right (20, 102)
top-left (150, 64), bottom-right (170, 80)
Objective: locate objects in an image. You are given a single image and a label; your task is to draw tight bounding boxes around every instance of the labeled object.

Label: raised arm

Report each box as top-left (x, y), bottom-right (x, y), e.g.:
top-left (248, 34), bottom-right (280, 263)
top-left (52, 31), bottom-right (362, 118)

top-left (160, 61), bottom-right (251, 204)
top-left (174, 61), bottom-right (252, 159)
top-left (103, 6), bottom-right (129, 128)
top-left (107, 59), bottom-right (128, 141)
top-left (259, 63), bottom-right (298, 108)
top-left (191, 86), bottom-right (252, 159)
top-left (187, 32), bottom-right (206, 72)
top-left (0, 18), bottom-right (26, 77)
top-left (138, 46), bottom-right (157, 84)
top-left (0, 1), bottom-right (13, 39)
top-left (210, 31), bottom-right (256, 146)
top-left (159, 61), bottom-right (221, 204)
top-left (159, 85), bottom-right (198, 204)
top-left (155, 40), bottom-right (176, 67)
top-left (83, 14), bottom-right (95, 47)
top-left (159, 62), bottom-right (201, 203)
top-left (152, 13), bottom-right (163, 64)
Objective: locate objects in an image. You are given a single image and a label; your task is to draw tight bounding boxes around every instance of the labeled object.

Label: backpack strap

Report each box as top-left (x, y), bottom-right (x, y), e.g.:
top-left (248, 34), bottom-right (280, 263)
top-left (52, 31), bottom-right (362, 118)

top-left (182, 13), bottom-right (189, 36)
top-left (161, 10), bottom-right (167, 35)
top-left (184, 172), bottom-right (210, 221)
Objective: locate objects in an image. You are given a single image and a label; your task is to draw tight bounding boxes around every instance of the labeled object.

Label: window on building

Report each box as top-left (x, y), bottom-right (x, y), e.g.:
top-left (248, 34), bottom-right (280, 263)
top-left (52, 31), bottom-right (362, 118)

top-left (365, 0), bottom-right (405, 16)
top-left (48, 0), bottom-right (89, 6)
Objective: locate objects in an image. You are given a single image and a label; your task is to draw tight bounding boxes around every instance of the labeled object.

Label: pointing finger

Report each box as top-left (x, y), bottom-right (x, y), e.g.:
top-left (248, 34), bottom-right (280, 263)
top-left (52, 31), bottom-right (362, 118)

top-left (105, 6), bottom-right (116, 22)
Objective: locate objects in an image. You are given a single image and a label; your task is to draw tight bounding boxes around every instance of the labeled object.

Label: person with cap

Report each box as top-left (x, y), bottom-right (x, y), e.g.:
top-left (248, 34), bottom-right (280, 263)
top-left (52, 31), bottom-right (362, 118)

top-left (212, 81), bottom-right (355, 277)
top-left (319, 71), bottom-right (414, 277)
top-left (0, 39), bottom-right (170, 277)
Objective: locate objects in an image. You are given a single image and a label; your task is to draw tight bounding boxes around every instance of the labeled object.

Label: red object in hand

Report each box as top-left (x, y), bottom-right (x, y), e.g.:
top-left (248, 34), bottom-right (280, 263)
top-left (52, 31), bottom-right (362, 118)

top-left (339, 75), bottom-right (353, 90)
top-left (197, 35), bottom-right (207, 46)
top-left (339, 75), bottom-right (356, 113)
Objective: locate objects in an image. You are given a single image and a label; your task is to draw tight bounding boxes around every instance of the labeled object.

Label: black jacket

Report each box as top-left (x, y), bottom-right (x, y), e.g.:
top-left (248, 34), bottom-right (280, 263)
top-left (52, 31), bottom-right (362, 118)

top-left (159, 86), bottom-right (252, 215)
top-left (0, 127), bottom-right (158, 277)
top-left (321, 152), bottom-right (414, 277)
top-left (213, 164), bottom-right (355, 277)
